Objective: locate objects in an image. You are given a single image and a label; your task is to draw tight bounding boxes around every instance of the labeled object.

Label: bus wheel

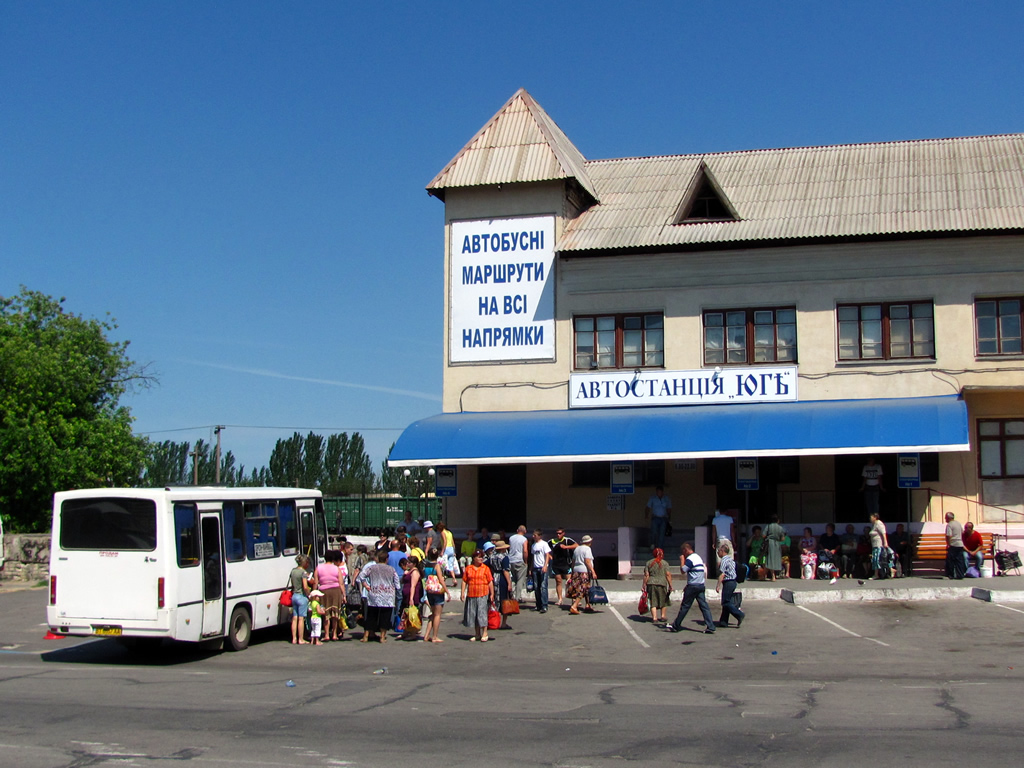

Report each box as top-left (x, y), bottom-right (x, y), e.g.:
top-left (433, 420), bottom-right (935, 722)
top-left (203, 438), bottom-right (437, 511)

top-left (227, 606), bottom-right (251, 651)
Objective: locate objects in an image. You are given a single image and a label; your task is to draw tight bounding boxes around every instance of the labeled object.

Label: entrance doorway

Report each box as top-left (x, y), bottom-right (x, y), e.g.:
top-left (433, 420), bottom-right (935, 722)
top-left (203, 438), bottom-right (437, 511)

top-left (477, 465), bottom-right (526, 534)
top-left (834, 454), bottom-right (903, 523)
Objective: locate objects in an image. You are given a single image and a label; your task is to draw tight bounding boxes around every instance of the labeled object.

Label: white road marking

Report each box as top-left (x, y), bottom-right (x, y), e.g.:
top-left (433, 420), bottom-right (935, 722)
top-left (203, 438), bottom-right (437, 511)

top-left (607, 605), bottom-right (650, 648)
top-left (796, 605), bottom-right (890, 647)
top-left (995, 603), bottom-right (1024, 616)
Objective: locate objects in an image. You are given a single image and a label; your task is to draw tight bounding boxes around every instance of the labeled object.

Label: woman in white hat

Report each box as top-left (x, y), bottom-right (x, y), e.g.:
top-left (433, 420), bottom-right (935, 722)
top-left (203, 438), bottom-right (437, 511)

top-left (568, 535), bottom-right (597, 615)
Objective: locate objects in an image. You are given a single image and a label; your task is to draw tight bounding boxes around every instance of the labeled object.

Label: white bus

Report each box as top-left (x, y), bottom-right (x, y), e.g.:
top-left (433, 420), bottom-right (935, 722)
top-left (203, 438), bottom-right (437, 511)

top-left (47, 487), bottom-right (328, 651)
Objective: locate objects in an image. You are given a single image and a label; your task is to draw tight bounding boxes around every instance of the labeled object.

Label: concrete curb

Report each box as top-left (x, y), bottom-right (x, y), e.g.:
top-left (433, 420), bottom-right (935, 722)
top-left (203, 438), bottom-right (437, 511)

top-left (780, 586), bottom-right (975, 604)
top-left (971, 588), bottom-right (1024, 603)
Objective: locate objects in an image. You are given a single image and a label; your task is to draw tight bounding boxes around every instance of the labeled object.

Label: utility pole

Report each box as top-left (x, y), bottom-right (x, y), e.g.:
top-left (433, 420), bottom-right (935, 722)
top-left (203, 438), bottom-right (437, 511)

top-left (191, 445), bottom-right (200, 486)
top-left (214, 426), bottom-right (224, 484)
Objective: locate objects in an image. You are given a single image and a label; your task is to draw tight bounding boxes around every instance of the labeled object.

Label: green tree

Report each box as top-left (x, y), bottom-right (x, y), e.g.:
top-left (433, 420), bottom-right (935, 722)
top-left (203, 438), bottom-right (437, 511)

top-left (0, 287), bottom-right (152, 531)
top-left (267, 430), bottom-right (374, 492)
top-left (141, 439), bottom-right (191, 486)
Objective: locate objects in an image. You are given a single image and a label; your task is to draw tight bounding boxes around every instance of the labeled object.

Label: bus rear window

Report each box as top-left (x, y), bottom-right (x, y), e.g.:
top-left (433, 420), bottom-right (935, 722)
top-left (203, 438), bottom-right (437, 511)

top-left (60, 498), bottom-right (157, 551)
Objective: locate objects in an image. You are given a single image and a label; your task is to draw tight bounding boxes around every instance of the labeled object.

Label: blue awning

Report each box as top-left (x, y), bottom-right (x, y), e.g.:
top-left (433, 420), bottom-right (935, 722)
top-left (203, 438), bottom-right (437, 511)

top-left (388, 395), bottom-right (969, 467)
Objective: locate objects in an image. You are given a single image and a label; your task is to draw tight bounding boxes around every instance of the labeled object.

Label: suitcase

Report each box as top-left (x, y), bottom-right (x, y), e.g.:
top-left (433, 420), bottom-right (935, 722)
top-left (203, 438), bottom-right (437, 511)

top-left (588, 580), bottom-right (609, 605)
top-left (996, 551), bottom-right (1022, 572)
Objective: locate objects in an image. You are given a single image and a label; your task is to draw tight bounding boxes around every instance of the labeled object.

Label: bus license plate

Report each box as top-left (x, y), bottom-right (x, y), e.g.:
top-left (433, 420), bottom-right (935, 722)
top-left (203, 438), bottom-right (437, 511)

top-left (93, 626), bottom-right (122, 636)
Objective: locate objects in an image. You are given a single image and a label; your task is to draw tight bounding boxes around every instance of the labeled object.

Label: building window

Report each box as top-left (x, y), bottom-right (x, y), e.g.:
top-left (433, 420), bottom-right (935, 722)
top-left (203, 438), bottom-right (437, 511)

top-left (837, 302), bottom-right (934, 360)
top-left (978, 419), bottom-right (1024, 478)
top-left (574, 313), bottom-right (664, 370)
top-left (703, 308), bottom-right (796, 365)
top-left (976, 298), bottom-right (1023, 356)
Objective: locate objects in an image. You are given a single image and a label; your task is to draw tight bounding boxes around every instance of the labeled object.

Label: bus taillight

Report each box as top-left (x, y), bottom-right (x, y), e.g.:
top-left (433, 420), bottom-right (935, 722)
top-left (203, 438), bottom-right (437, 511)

top-left (157, 577), bottom-right (165, 609)
top-left (49, 575), bottom-right (57, 606)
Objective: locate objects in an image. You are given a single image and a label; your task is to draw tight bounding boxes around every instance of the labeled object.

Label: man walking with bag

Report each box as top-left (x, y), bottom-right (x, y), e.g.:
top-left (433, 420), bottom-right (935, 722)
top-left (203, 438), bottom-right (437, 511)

top-left (667, 542), bottom-right (716, 634)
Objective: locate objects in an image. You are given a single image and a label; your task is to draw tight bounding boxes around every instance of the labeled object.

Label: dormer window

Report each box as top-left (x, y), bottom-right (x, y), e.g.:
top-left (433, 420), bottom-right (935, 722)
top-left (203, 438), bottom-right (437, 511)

top-left (673, 162), bottom-right (739, 224)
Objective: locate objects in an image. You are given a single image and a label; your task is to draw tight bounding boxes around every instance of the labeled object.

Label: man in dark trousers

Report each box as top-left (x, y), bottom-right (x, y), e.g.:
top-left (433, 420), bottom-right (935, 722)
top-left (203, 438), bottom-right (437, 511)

top-left (667, 542), bottom-right (716, 634)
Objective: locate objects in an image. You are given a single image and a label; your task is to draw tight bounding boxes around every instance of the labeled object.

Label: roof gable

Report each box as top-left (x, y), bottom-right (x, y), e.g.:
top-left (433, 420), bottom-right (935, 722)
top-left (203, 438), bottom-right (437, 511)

top-left (427, 88), bottom-right (599, 203)
top-left (672, 161), bottom-right (740, 223)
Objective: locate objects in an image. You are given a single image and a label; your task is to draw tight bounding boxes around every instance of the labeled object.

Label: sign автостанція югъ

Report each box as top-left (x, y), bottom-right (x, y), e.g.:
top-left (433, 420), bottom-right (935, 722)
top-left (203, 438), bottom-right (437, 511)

top-left (569, 367), bottom-right (798, 409)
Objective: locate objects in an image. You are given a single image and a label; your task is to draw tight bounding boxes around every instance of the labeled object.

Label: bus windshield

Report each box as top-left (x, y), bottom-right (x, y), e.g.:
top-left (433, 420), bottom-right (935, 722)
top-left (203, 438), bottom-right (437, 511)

top-left (60, 498), bottom-right (157, 551)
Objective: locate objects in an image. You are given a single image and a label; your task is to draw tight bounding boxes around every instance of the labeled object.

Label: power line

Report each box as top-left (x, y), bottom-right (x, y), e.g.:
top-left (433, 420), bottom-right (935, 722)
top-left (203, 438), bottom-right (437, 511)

top-left (136, 424), bottom-right (406, 436)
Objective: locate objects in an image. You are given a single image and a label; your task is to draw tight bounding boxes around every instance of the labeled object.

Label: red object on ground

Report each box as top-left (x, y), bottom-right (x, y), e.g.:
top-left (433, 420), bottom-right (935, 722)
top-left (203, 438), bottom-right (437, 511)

top-left (43, 631), bottom-right (66, 640)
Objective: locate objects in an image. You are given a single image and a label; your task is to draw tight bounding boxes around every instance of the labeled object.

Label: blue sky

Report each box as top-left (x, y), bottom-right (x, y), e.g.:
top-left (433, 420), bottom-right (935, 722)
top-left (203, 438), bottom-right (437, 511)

top-left (2, 2), bottom-right (1022, 474)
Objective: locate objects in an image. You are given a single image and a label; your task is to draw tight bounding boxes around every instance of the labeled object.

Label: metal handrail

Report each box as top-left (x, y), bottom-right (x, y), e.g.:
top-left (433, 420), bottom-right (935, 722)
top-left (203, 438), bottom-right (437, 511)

top-left (927, 488), bottom-right (1024, 540)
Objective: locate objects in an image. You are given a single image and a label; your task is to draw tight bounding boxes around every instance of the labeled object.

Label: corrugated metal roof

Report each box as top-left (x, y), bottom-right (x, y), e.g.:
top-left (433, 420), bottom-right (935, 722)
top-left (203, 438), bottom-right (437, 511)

top-left (560, 135), bottom-right (1024, 251)
top-left (427, 89), bottom-right (599, 202)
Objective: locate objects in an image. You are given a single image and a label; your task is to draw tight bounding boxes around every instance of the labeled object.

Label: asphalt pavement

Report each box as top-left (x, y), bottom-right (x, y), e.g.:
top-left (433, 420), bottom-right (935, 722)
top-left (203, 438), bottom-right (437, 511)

top-left (2, 579), bottom-right (1024, 767)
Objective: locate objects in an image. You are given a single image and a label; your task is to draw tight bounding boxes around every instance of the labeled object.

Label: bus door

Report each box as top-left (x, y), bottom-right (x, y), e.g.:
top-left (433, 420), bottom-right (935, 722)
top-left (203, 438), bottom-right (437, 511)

top-left (199, 513), bottom-right (224, 637)
top-left (298, 506), bottom-right (326, 567)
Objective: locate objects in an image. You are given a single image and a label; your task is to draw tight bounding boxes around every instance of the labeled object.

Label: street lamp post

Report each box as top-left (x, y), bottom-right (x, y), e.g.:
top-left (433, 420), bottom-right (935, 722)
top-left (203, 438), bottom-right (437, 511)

top-left (403, 468), bottom-right (436, 523)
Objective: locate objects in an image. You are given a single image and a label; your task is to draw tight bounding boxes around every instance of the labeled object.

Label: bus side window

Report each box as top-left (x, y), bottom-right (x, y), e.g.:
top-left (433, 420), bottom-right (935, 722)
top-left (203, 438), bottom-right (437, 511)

top-left (223, 502), bottom-right (245, 562)
top-left (174, 504), bottom-right (200, 567)
top-left (279, 501), bottom-right (298, 555)
top-left (244, 502), bottom-right (279, 559)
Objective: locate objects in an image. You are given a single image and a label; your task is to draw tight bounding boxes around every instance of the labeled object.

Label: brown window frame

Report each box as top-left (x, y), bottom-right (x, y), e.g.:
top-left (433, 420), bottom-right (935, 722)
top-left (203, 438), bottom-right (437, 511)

top-left (978, 419), bottom-right (1024, 479)
top-left (702, 307), bottom-right (797, 366)
top-left (573, 313), bottom-right (665, 371)
top-left (975, 297), bottom-right (1023, 357)
top-left (836, 301), bottom-right (934, 361)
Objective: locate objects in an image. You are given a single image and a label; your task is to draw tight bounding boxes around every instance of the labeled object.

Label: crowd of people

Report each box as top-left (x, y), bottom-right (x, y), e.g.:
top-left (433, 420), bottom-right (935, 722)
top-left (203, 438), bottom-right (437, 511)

top-left (742, 514), bottom-right (911, 582)
top-left (284, 521), bottom-right (602, 644)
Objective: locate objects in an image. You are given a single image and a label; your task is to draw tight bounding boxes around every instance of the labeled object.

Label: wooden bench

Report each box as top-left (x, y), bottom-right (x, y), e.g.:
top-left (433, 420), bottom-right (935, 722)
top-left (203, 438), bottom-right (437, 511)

top-left (912, 531), bottom-right (994, 574)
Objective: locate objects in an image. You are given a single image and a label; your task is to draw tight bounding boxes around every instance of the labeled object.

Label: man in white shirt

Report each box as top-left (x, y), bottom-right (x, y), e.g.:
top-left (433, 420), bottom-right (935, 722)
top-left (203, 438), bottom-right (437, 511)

top-left (860, 457), bottom-right (884, 516)
top-left (508, 525), bottom-right (530, 602)
top-left (530, 529), bottom-right (552, 613)
top-left (645, 485), bottom-right (672, 551)
top-left (668, 542), bottom-right (716, 634)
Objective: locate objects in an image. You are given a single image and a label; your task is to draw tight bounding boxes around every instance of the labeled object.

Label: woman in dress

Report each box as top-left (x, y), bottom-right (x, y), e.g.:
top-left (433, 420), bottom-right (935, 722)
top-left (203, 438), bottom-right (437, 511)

top-left (313, 550), bottom-right (347, 641)
top-left (869, 513), bottom-right (889, 579)
top-left (488, 541), bottom-right (514, 629)
top-left (567, 535), bottom-right (597, 615)
top-left (799, 528), bottom-right (818, 580)
top-left (764, 515), bottom-right (787, 582)
top-left (356, 548), bottom-right (401, 643)
top-left (288, 555), bottom-right (311, 645)
top-left (421, 547), bottom-right (449, 643)
top-left (399, 556), bottom-right (423, 640)
top-left (460, 549), bottom-right (494, 641)
top-left (642, 547), bottom-right (673, 625)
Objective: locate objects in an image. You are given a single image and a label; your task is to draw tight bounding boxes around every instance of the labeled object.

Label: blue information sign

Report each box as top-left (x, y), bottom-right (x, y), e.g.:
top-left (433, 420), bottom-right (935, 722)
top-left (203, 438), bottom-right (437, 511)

top-left (434, 466), bottom-right (457, 497)
top-left (897, 454), bottom-right (921, 489)
top-left (611, 461), bottom-right (635, 495)
top-left (736, 458), bottom-right (759, 491)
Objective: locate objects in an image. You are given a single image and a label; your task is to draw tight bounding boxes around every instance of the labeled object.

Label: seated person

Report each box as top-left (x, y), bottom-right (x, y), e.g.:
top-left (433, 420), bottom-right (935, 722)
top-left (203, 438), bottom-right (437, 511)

top-left (856, 527), bottom-right (873, 579)
top-left (746, 526), bottom-right (766, 578)
top-left (963, 522), bottom-right (984, 573)
top-left (839, 524), bottom-right (858, 579)
top-left (799, 527), bottom-right (818, 579)
top-left (459, 530), bottom-right (478, 570)
top-left (889, 523), bottom-right (910, 576)
top-left (817, 523), bottom-right (840, 578)
top-left (781, 534), bottom-right (793, 578)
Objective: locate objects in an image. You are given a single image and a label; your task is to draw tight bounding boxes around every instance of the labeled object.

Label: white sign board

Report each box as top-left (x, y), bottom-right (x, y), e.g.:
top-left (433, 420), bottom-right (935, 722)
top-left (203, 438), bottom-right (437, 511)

top-left (449, 215), bottom-right (556, 363)
top-left (569, 366), bottom-right (798, 409)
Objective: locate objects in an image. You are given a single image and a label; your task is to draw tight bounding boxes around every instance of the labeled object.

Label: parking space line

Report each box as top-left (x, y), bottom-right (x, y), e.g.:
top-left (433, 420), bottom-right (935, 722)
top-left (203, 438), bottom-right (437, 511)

top-left (995, 604), bottom-right (1024, 616)
top-left (607, 606), bottom-right (650, 648)
top-left (796, 605), bottom-right (891, 647)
